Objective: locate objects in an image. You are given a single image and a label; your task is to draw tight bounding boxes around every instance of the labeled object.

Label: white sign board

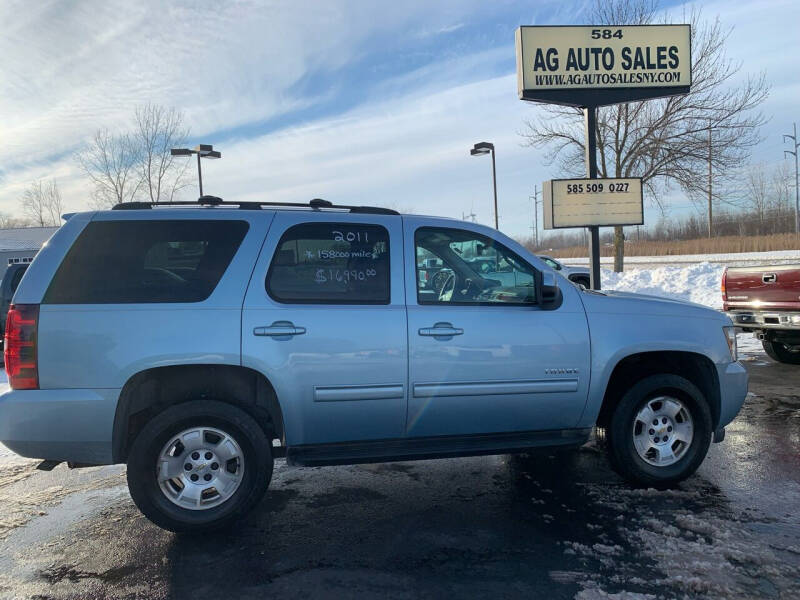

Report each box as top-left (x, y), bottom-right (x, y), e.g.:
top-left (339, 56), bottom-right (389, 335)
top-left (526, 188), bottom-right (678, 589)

top-left (543, 178), bottom-right (643, 229)
top-left (516, 25), bottom-right (690, 104)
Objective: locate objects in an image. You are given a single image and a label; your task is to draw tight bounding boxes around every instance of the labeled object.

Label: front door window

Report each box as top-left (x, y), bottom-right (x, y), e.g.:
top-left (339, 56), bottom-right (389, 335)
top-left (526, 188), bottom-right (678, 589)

top-left (414, 227), bottom-right (537, 305)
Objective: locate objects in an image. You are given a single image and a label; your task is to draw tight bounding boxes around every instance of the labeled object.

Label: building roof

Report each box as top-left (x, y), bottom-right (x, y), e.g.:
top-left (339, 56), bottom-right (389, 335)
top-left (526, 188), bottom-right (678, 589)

top-left (0, 226), bottom-right (59, 253)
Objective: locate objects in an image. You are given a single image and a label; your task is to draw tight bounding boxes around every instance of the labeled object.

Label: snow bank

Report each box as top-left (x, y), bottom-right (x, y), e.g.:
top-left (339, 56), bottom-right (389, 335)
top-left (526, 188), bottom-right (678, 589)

top-left (602, 262), bottom-right (724, 309)
top-left (563, 249), bottom-right (800, 267)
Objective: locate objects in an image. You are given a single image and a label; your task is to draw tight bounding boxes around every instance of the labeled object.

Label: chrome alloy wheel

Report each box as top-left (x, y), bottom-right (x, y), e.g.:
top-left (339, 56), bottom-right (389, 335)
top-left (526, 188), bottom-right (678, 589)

top-left (632, 396), bottom-right (693, 467)
top-left (157, 427), bottom-right (245, 510)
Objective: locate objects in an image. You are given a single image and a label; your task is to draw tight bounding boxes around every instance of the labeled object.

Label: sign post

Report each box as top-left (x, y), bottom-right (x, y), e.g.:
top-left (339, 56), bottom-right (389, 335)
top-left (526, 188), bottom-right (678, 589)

top-left (515, 24), bottom-right (691, 289)
top-left (584, 107), bottom-right (601, 290)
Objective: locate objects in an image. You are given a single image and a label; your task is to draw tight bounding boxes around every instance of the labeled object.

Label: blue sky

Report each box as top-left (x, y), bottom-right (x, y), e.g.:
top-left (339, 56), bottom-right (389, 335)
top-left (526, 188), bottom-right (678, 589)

top-left (1, 0), bottom-right (797, 240)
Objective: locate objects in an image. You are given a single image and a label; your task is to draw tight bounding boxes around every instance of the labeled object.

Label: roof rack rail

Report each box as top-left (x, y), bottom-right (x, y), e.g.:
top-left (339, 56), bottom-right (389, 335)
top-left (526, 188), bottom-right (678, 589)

top-left (111, 197), bottom-right (399, 215)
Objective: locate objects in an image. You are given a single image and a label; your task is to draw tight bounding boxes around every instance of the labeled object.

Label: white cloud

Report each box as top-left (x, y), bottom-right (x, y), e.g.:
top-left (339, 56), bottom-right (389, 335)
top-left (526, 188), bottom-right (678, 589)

top-left (0, 0), bottom-right (488, 171)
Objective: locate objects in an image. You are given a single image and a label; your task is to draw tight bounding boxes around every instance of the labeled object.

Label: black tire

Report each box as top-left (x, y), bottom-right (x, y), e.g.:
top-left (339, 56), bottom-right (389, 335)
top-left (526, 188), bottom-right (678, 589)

top-left (606, 374), bottom-right (712, 488)
top-left (762, 340), bottom-right (800, 364)
top-left (126, 400), bottom-right (273, 533)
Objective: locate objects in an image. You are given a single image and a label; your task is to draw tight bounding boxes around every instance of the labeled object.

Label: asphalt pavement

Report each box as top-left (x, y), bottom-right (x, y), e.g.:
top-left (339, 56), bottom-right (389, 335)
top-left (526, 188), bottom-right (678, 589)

top-left (1, 351), bottom-right (799, 600)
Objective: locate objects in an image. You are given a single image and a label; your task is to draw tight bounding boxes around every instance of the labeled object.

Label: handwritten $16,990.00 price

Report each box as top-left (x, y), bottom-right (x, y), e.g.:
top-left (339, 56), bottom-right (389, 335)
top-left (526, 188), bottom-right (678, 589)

top-left (315, 268), bottom-right (377, 284)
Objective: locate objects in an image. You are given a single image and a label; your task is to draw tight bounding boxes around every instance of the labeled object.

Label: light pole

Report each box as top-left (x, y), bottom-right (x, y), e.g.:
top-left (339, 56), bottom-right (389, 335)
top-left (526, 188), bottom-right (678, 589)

top-left (170, 144), bottom-right (222, 198)
top-left (470, 142), bottom-right (498, 229)
top-left (783, 123), bottom-right (800, 234)
top-left (530, 184), bottom-right (540, 247)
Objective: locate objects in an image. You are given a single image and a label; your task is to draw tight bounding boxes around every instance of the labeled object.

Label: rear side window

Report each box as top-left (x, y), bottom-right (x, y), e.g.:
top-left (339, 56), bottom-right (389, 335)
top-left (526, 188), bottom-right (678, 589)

top-left (10, 267), bottom-right (26, 293)
top-left (44, 220), bottom-right (249, 304)
top-left (266, 222), bottom-right (390, 304)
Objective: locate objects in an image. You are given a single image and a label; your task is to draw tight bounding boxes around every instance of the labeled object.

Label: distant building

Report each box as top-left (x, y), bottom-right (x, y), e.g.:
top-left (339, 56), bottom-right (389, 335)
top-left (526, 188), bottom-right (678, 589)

top-left (0, 226), bottom-right (60, 281)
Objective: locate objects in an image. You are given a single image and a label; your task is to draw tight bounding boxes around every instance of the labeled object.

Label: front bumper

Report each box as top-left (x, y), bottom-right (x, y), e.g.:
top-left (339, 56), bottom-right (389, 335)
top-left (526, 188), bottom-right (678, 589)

top-left (0, 388), bottom-right (119, 464)
top-left (727, 310), bottom-right (800, 331)
top-left (717, 361), bottom-right (748, 428)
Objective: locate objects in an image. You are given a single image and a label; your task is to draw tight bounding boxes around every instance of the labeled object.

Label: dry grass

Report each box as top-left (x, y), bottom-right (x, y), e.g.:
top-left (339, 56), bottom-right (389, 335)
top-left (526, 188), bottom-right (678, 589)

top-left (546, 233), bottom-right (800, 259)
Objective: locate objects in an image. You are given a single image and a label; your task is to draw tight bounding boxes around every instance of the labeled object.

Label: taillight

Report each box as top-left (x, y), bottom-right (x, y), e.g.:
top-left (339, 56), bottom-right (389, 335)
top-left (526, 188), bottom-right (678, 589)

top-left (4, 304), bottom-right (39, 390)
top-left (721, 268), bottom-right (728, 301)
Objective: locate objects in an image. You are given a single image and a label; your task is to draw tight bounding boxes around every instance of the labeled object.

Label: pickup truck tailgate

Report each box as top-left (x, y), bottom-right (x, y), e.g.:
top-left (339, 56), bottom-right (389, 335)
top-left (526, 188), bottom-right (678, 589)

top-left (724, 265), bottom-right (800, 310)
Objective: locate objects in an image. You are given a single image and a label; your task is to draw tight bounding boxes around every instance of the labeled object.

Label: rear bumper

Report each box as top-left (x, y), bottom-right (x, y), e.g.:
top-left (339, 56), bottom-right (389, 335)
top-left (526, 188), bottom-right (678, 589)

top-left (0, 388), bottom-right (119, 464)
top-left (717, 361), bottom-right (748, 428)
top-left (727, 310), bottom-right (800, 331)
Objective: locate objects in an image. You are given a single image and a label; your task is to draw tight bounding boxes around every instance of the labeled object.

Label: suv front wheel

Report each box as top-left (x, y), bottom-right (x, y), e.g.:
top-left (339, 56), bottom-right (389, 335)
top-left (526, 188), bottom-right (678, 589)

top-left (606, 374), bottom-right (712, 487)
top-left (126, 400), bottom-right (273, 532)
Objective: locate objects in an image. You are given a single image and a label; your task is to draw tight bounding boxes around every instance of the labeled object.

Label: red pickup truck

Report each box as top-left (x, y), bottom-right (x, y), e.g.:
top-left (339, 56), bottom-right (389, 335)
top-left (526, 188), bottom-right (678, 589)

top-left (723, 265), bottom-right (800, 364)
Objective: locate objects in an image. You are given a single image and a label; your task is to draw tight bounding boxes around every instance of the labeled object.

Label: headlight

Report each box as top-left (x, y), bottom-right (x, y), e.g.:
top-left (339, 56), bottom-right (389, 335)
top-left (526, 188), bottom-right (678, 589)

top-left (723, 326), bottom-right (738, 362)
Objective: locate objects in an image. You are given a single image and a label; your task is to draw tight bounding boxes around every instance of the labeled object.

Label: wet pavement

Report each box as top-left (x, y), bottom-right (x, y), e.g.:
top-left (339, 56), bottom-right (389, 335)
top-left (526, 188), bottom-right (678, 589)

top-left (1, 349), bottom-right (799, 599)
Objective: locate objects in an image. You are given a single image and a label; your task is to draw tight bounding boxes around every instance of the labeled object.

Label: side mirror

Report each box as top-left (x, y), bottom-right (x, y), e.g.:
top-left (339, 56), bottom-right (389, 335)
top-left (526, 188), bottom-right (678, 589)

top-left (539, 270), bottom-right (563, 310)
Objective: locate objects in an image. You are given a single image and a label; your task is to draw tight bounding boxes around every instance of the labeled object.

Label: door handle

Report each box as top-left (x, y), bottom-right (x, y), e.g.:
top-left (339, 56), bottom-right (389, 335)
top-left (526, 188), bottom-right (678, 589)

top-left (418, 322), bottom-right (464, 337)
top-left (253, 321), bottom-right (306, 337)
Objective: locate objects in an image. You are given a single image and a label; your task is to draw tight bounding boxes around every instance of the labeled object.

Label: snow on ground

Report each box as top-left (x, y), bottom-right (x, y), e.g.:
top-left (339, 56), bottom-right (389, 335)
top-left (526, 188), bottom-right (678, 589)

top-left (0, 373), bottom-right (18, 463)
top-left (563, 249), bottom-right (800, 267)
top-left (566, 479), bottom-right (800, 599)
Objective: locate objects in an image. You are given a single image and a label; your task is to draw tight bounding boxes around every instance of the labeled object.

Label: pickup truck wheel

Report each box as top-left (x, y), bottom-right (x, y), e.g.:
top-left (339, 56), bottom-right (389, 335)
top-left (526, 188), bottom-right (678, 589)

top-left (606, 374), bottom-right (712, 488)
top-left (762, 340), bottom-right (800, 364)
top-left (126, 400), bottom-right (272, 533)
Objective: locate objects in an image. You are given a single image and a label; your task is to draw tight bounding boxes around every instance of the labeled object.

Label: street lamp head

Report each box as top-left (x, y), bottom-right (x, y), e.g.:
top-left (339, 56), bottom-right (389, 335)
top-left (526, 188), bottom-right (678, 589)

top-left (470, 141), bottom-right (494, 156)
top-left (195, 144), bottom-right (221, 157)
top-left (171, 143), bottom-right (222, 198)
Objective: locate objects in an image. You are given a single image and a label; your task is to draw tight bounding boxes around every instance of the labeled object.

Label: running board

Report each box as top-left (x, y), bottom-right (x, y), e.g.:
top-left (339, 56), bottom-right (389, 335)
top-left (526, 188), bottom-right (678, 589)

top-left (287, 428), bottom-right (592, 467)
top-left (36, 460), bottom-right (62, 471)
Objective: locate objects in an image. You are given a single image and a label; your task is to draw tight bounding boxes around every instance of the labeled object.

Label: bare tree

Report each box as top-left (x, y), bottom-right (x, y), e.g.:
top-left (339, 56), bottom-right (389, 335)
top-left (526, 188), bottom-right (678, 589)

top-left (772, 161), bottom-right (793, 212)
top-left (134, 104), bottom-right (191, 202)
top-left (521, 0), bottom-right (768, 271)
top-left (0, 213), bottom-right (35, 229)
top-left (741, 164), bottom-right (769, 227)
top-left (76, 128), bottom-right (142, 208)
top-left (77, 105), bottom-right (192, 208)
top-left (19, 179), bottom-right (64, 226)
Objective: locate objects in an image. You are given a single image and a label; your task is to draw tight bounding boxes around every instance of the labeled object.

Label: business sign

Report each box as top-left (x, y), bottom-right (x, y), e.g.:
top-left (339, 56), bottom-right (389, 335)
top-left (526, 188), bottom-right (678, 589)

top-left (542, 178), bottom-right (643, 229)
top-left (516, 25), bottom-right (691, 106)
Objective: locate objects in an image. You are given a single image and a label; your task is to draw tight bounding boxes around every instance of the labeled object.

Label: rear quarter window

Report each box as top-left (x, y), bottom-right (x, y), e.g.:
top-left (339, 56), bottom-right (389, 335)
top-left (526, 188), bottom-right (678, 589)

top-left (44, 220), bottom-right (249, 304)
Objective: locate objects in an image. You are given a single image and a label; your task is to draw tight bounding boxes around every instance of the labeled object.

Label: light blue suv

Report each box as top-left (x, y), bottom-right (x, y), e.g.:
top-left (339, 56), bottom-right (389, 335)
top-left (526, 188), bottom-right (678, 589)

top-left (0, 198), bottom-right (748, 532)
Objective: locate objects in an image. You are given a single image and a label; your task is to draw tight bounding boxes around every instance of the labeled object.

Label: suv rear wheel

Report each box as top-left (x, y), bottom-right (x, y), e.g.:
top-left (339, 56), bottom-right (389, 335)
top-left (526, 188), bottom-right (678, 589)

top-left (606, 374), bottom-right (712, 487)
top-left (762, 339), bottom-right (800, 365)
top-left (127, 400), bottom-right (272, 532)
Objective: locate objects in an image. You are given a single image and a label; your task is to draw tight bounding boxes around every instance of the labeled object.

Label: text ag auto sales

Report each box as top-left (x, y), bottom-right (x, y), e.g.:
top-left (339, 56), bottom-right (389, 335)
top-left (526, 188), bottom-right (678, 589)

top-left (530, 45), bottom-right (680, 73)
